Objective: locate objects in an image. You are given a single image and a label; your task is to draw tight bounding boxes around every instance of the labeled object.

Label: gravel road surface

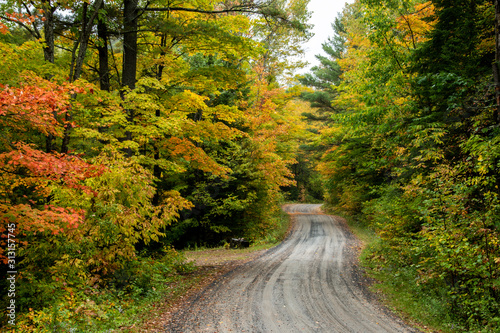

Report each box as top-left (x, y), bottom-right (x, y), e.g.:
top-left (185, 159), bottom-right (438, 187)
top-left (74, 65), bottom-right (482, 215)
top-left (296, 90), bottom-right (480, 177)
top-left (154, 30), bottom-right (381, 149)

top-left (165, 204), bottom-right (420, 332)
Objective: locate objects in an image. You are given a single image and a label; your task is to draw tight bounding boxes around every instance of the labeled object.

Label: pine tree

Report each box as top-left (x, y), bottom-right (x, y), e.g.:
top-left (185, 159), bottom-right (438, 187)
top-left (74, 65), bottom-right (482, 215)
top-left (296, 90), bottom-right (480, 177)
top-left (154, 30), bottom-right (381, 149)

top-left (299, 16), bottom-right (346, 117)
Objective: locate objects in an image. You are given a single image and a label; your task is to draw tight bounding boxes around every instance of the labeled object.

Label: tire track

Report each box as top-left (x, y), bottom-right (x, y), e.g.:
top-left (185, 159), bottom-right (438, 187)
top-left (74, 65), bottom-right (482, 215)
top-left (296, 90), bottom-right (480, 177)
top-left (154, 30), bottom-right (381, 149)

top-left (165, 204), bottom-right (420, 333)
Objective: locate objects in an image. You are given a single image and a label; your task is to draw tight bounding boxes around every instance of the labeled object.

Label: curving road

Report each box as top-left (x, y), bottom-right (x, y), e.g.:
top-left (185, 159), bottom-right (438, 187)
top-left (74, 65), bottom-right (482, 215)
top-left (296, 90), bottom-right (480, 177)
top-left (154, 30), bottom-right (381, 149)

top-left (166, 204), bottom-right (419, 332)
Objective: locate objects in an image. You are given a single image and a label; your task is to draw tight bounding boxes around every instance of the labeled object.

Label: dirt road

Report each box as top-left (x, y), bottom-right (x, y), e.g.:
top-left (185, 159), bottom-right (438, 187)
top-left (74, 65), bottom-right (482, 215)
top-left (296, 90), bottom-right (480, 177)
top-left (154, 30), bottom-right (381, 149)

top-left (165, 204), bottom-right (419, 332)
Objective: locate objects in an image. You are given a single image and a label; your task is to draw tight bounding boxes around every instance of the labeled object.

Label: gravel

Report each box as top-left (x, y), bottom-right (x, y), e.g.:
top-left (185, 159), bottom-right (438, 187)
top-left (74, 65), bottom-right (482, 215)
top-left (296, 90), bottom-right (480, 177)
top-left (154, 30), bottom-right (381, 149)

top-left (163, 204), bottom-right (421, 333)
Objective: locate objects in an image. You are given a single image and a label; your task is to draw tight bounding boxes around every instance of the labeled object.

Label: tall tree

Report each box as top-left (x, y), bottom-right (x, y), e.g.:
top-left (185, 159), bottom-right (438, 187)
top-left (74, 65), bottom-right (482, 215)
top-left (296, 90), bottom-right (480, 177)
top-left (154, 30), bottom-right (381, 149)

top-left (299, 16), bottom-right (346, 116)
top-left (0, 0), bottom-right (314, 327)
top-left (315, 0), bottom-right (500, 329)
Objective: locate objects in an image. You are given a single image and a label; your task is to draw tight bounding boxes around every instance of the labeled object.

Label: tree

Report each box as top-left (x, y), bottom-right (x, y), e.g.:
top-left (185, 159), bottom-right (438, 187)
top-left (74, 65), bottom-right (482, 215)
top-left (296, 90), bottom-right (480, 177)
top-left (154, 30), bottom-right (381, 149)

top-left (0, 0), bottom-right (314, 327)
top-left (299, 16), bottom-right (346, 116)
top-left (315, 0), bottom-right (500, 329)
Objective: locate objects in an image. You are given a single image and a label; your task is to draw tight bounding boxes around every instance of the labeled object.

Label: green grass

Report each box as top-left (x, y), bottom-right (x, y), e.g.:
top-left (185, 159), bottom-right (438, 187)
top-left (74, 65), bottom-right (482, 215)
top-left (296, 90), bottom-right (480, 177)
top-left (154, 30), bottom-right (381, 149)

top-left (359, 244), bottom-right (455, 332)
top-left (7, 209), bottom-right (293, 332)
top-left (342, 218), bottom-right (463, 333)
top-left (9, 254), bottom-right (203, 332)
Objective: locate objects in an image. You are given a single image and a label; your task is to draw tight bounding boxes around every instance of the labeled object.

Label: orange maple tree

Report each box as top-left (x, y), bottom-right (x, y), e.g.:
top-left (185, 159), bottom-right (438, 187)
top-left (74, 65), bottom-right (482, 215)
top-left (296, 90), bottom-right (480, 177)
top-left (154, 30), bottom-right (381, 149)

top-left (0, 74), bottom-right (104, 264)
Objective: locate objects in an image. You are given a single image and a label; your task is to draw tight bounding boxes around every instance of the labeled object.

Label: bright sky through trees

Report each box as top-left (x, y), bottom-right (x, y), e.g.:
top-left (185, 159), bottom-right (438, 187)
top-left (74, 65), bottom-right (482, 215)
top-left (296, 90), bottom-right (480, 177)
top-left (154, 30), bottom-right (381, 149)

top-left (299, 0), bottom-right (354, 73)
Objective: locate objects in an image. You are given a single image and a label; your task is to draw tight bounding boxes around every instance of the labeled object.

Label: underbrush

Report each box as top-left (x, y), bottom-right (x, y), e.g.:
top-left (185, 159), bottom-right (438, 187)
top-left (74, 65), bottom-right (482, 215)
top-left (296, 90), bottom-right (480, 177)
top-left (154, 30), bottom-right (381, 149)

top-left (350, 221), bottom-right (500, 333)
top-left (360, 240), bottom-right (455, 332)
top-left (328, 179), bottom-right (500, 333)
top-left (3, 209), bottom-right (292, 333)
top-left (2, 247), bottom-right (196, 333)
top-left (361, 240), bottom-right (500, 333)
top-left (254, 208), bottom-right (292, 245)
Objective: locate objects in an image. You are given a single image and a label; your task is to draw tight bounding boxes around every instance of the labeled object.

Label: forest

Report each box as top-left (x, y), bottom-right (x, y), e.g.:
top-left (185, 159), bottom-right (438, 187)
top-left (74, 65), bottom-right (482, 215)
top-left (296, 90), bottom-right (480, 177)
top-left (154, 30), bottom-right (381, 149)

top-left (303, 0), bottom-right (500, 331)
top-left (1, 0), bottom-right (499, 331)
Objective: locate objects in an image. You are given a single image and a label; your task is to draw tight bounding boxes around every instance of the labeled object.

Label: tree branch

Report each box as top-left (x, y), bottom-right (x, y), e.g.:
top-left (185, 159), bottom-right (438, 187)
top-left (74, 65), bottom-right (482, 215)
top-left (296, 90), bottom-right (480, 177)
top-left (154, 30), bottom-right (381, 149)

top-left (398, 12), bottom-right (416, 49)
top-left (0, 15), bottom-right (37, 38)
top-left (142, 6), bottom-right (259, 15)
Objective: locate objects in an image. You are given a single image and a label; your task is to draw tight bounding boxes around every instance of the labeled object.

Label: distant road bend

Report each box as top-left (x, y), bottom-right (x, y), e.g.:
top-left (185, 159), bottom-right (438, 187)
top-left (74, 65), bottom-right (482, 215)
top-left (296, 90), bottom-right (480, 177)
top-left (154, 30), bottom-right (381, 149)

top-left (166, 204), bottom-right (419, 333)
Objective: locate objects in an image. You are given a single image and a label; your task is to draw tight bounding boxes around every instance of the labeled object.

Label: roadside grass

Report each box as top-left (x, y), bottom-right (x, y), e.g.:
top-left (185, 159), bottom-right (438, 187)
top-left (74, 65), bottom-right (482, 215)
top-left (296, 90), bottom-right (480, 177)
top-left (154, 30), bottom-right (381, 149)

top-left (7, 208), bottom-right (292, 332)
top-left (183, 242), bottom-right (278, 265)
top-left (337, 213), bottom-right (455, 333)
top-left (11, 242), bottom-right (286, 333)
top-left (359, 242), bottom-right (455, 333)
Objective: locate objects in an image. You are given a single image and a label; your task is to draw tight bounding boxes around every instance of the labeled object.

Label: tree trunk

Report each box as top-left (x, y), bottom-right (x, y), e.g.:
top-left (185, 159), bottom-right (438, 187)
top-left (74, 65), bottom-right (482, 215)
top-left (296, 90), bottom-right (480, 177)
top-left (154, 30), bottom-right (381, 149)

top-left (98, 1), bottom-right (110, 92)
top-left (43, 0), bottom-right (56, 153)
top-left (73, 0), bottom-right (104, 81)
top-left (494, 0), bottom-right (500, 124)
top-left (42, 0), bottom-right (55, 64)
top-left (152, 35), bottom-right (167, 206)
top-left (122, 0), bottom-right (138, 90)
top-left (97, 1), bottom-right (110, 139)
top-left (62, 0), bottom-right (104, 154)
top-left (122, 0), bottom-right (139, 157)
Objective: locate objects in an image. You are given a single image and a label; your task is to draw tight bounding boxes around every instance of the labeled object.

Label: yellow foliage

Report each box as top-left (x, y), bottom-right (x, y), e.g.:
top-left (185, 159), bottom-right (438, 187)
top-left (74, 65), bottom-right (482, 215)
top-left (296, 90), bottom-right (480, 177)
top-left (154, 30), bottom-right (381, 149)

top-left (396, 1), bottom-right (437, 46)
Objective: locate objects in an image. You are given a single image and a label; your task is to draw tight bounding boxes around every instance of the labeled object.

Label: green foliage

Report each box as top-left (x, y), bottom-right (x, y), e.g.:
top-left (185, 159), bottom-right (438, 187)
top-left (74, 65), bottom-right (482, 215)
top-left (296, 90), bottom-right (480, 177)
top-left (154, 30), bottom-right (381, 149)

top-left (308, 0), bottom-right (500, 330)
top-left (412, 0), bottom-right (493, 78)
top-left (298, 16), bottom-right (346, 115)
top-left (361, 240), bottom-right (457, 332)
top-left (0, 0), bottom-right (313, 328)
top-left (12, 248), bottom-right (195, 332)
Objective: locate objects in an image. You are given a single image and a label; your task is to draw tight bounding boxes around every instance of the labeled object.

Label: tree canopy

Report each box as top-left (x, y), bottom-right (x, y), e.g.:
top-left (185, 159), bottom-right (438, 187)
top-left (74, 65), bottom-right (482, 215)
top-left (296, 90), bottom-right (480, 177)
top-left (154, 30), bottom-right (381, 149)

top-left (304, 0), bottom-right (500, 330)
top-left (0, 0), bottom-right (313, 328)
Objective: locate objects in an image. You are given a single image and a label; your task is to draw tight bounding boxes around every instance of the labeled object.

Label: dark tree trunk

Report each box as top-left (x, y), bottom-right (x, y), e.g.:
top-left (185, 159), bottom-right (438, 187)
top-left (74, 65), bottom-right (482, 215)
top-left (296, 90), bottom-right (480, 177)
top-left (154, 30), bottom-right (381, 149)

top-left (42, 0), bottom-right (55, 64)
top-left (122, 0), bottom-right (138, 90)
top-left (98, 1), bottom-right (110, 92)
top-left (122, 0), bottom-right (139, 157)
top-left (494, 0), bottom-right (500, 124)
top-left (97, 1), bottom-right (110, 139)
top-left (152, 34), bottom-right (167, 206)
top-left (43, 0), bottom-right (56, 153)
top-left (74, 0), bottom-right (104, 81)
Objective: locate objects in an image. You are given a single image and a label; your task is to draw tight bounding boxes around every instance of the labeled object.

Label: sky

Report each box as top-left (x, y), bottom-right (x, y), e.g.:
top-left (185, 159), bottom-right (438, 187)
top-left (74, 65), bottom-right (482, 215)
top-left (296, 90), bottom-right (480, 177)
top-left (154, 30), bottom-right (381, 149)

top-left (298, 0), bottom-right (354, 74)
